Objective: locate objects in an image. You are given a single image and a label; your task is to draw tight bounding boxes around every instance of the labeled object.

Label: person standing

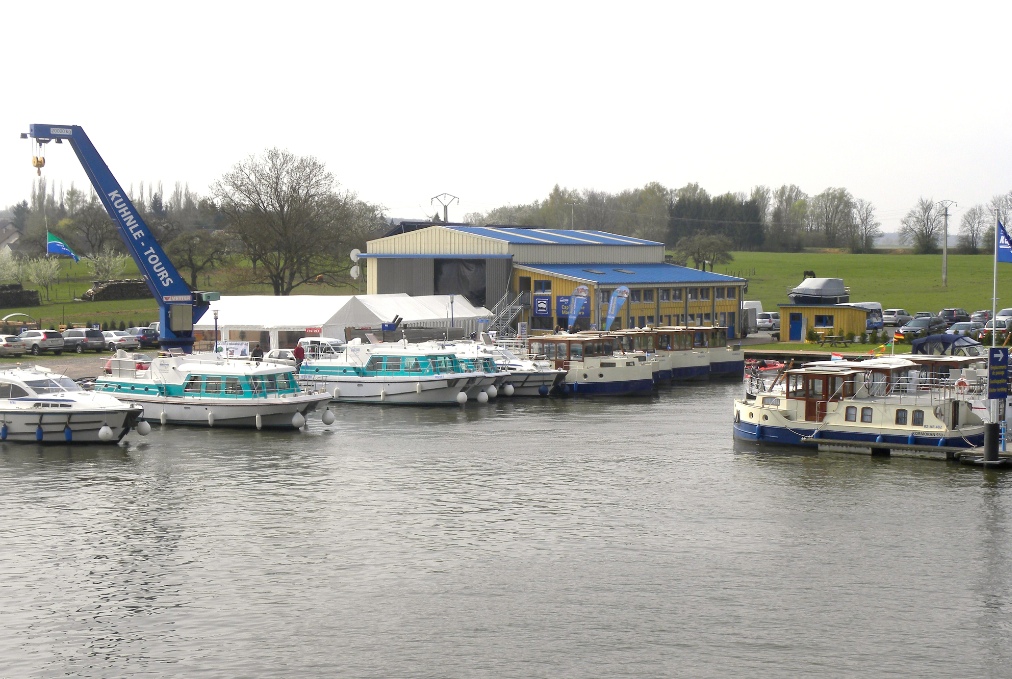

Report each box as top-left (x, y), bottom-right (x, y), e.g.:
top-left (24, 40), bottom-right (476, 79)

top-left (293, 343), bottom-right (305, 371)
top-left (251, 343), bottom-right (263, 364)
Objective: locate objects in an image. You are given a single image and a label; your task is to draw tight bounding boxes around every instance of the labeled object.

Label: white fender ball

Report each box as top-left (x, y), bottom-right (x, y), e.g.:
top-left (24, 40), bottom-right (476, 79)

top-left (486, 385), bottom-right (498, 399)
top-left (321, 409), bottom-right (336, 425)
top-left (292, 412), bottom-right (306, 428)
top-left (503, 383), bottom-right (515, 397)
top-left (456, 392), bottom-right (468, 405)
top-left (477, 391), bottom-right (489, 404)
top-left (98, 425), bottom-right (114, 442)
top-left (136, 421), bottom-right (151, 436)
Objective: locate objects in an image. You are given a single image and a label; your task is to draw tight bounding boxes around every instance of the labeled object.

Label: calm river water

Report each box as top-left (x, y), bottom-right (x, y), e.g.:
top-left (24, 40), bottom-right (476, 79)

top-left (2, 381), bottom-right (1011, 678)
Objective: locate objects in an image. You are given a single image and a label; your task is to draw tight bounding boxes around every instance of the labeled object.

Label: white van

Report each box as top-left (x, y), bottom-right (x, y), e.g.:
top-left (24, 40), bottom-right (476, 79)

top-left (297, 336), bottom-right (346, 359)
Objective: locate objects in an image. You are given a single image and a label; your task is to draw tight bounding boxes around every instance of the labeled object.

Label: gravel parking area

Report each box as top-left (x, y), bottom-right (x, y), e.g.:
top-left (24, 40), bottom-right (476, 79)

top-left (0, 353), bottom-right (109, 380)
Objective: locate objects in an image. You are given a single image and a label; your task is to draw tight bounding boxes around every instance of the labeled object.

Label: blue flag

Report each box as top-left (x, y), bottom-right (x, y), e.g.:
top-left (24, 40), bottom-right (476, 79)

top-left (47, 232), bottom-right (79, 263)
top-left (604, 286), bottom-right (630, 331)
top-left (999, 221), bottom-right (1012, 264)
top-left (566, 285), bottom-right (589, 331)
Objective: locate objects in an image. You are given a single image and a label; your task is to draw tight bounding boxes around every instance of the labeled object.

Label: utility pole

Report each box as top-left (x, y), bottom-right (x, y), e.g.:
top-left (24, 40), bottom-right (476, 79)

top-left (431, 193), bottom-right (459, 223)
top-left (937, 199), bottom-right (956, 287)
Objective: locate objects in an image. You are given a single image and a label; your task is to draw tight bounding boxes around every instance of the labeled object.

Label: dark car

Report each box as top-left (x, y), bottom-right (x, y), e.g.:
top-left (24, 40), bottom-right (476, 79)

top-left (898, 316), bottom-right (946, 339)
top-left (971, 310), bottom-right (992, 324)
top-left (61, 328), bottom-right (106, 353)
top-left (938, 308), bottom-right (970, 327)
top-left (126, 326), bottom-right (160, 348)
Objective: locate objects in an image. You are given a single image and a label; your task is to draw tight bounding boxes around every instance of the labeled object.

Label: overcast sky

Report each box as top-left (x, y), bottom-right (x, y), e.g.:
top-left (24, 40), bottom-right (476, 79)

top-left (2, 2), bottom-right (1009, 234)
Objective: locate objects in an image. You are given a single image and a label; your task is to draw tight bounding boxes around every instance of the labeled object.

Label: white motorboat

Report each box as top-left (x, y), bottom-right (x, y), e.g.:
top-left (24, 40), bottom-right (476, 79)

top-left (297, 338), bottom-right (485, 405)
top-left (733, 356), bottom-right (986, 450)
top-left (93, 350), bottom-right (333, 429)
top-left (528, 333), bottom-right (654, 396)
top-left (0, 365), bottom-right (147, 443)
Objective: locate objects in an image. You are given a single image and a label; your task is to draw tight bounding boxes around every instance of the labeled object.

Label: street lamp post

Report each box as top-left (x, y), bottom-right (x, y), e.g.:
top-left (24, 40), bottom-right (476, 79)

top-left (213, 309), bottom-right (219, 353)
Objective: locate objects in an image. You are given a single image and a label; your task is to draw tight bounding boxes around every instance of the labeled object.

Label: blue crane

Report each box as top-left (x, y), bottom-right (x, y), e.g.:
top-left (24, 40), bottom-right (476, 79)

top-left (22, 124), bottom-right (218, 352)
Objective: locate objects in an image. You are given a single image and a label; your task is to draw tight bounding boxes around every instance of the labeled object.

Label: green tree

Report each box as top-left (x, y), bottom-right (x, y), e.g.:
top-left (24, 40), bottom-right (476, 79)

top-left (674, 233), bottom-right (734, 270)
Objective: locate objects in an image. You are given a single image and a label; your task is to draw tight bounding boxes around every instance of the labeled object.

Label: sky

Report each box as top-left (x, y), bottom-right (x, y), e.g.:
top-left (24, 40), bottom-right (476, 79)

top-left (2, 2), bottom-right (1010, 234)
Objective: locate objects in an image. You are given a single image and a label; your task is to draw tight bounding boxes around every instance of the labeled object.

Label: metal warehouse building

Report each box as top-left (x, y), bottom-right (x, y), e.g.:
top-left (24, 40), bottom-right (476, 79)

top-left (363, 224), bottom-right (748, 337)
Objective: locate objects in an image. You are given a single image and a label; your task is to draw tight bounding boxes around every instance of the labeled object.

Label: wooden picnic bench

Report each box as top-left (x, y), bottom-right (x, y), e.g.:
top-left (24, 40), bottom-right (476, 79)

top-left (818, 335), bottom-right (851, 347)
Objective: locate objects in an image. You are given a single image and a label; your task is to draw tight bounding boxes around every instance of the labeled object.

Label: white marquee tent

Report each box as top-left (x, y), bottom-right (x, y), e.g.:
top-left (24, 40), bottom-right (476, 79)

top-left (194, 293), bottom-right (491, 349)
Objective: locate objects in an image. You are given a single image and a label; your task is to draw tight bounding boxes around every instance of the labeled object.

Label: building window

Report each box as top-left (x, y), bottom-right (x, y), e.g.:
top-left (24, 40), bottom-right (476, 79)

top-left (699, 288), bottom-right (710, 300)
top-left (637, 316), bottom-right (646, 327)
top-left (688, 288), bottom-right (698, 301)
top-left (846, 406), bottom-right (857, 421)
top-left (702, 313), bottom-right (711, 323)
top-left (643, 289), bottom-right (654, 303)
top-left (912, 410), bottom-right (924, 426)
top-left (814, 314), bottom-right (835, 328)
top-left (534, 279), bottom-right (551, 293)
top-left (861, 407), bottom-right (873, 423)
top-left (630, 289), bottom-right (642, 303)
top-left (895, 409), bottom-right (908, 425)
top-left (672, 289), bottom-right (683, 302)
top-left (646, 315), bottom-right (655, 325)
top-left (660, 289), bottom-right (670, 302)
top-left (716, 288), bottom-right (725, 299)
top-left (727, 287), bottom-right (737, 300)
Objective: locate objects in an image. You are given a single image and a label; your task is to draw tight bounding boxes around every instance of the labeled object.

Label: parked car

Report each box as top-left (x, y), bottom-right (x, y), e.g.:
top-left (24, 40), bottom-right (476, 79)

top-left (126, 326), bottom-right (160, 348)
top-left (914, 311), bottom-right (934, 319)
top-left (756, 312), bottom-right (779, 331)
top-left (971, 310), bottom-right (992, 324)
top-left (0, 335), bottom-right (25, 357)
top-left (995, 308), bottom-right (1012, 323)
top-left (938, 308), bottom-right (970, 327)
top-left (977, 318), bottom-right (1012, 342)
top-left (61, 328), bottom-right (106, 353)
top-left (104, 353), bottom-right (153, 374)
top-left (946, 321), bottom-right (984, 336)
top-left (102, 330), bottom-right (140, 351)
top-left (19, 329), bottom-right (65, 355)
top-left (262, 348), bottom-right (297, 367)
top-left (898, 316), bottom-right (946, 339)
top-left (882, 309), bottom-right (913, 326)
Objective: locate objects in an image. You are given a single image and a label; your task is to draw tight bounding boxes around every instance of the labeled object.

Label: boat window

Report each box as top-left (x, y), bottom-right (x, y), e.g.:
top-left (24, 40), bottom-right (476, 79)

top-left (913, 410), bottom-right (925, 426)
top-left (385, 356), bottom-right (401, 372)
top-left (570, 343), bottom-right (583, 360)
top-left (184, 376), bottom-right (203, 393)
top-left (555, 342), bottom-right (568, 360)
top-left (829, 376), bottom-right (845, 399)
top-left (544, 343), bottom-right (556, 360)
top-left (365, 356), bottom-right (384, 374)
top-left (845, 406), bottom-right (857, 422)
top-left (205, 376), bottom-right (223, 395)
top-left (264, 373), bottom-right (279, 393)
top-left (806, 377), bottom-right (825, 399)
top-left (861, 407), bottom-right (873, 423)
top-left (24, 377), bottom-right (80, 394)
top-left (787, 374), bottom-right (804, 397)
top-left (403, 357), bottom-right (421, 373)
top-left (252, 375), bottom-right (267, 394)
top-left (529, 340), bottom-right (544, 357)
top-left (895, 409), bottom-right (908, 425)
top-left (226, 377), bottom-right (243, 395)
top-left (0, 384), bottom-right (30, 398)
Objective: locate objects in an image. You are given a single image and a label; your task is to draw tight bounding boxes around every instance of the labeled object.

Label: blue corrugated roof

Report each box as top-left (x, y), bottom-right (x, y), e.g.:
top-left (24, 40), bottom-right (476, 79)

top-left (517, 263), bottom-right (745, 285)
top-left (448, 226), bottom-right (662, 247)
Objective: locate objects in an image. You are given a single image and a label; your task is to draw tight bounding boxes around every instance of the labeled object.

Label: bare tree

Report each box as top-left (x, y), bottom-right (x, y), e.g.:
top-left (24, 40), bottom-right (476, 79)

top-left (214, 148), bottom-right (384, 295)
top-left (899, 197), bottom-right (941, 253)
top-left (852, 199), bottom-right (882, 253)
top-left (75, 198), bottom-right (120, 254)
top-left (24, 257), bottom-right (62, 301)
top-left (808, 187), bottom-right (855, 248)
top-left (958, 204), bottom-right (989, 254)
top-left (166, 230), bottom-right (229, 288)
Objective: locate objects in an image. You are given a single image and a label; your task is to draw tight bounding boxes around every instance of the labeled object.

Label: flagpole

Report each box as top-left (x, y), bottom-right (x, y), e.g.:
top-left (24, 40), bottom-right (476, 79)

top-left (994, 214), bottom-right (999, 349)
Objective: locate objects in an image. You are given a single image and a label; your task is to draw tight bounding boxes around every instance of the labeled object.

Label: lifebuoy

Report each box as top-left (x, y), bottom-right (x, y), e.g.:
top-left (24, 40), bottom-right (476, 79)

top-left (955, 377), bottom-right (969, 394)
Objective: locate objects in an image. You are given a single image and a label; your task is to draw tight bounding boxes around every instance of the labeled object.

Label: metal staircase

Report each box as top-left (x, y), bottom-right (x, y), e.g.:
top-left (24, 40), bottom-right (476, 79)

top-left (486, 291), bottom-right (526, 337)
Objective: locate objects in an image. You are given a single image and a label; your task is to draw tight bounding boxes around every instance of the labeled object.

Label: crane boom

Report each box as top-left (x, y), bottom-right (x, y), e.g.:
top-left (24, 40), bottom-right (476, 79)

top-left (23, 124), bottom-right (218, 352)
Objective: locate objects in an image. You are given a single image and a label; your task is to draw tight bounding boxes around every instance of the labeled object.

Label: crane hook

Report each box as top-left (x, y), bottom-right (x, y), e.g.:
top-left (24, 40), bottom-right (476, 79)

top-left (32, 141), bottom-right (46, 176)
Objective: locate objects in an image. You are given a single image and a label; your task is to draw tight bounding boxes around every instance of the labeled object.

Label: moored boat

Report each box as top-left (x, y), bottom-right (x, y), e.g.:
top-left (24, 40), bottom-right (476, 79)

top-left (733, 356), bottom-right (986, 450)
top-left (528, 333), bottom-right (654, 396)
top-left (297, 338), bottom-right (484, 405)
top-left (0, 365), bottom-right (146, 443)
top-left (94, 350), bottom-right (333, 429)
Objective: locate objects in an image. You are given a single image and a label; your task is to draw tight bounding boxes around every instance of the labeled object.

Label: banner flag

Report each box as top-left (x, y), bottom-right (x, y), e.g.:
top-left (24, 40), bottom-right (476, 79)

top-left (604, 286), bottom-right (630, 331)
top-left (567, 285), bottom-right (590, 330)
top-left (998, 220), bottom-right (1012, 264)
top-left (46, 232), bottom-right (79, 263)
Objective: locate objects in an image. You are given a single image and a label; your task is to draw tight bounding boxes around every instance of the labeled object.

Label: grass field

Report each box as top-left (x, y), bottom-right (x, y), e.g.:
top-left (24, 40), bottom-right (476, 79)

top-left (719, 251), bottom-right (1012, 317)
top-left (8, 249), bottom-right (1012, 333)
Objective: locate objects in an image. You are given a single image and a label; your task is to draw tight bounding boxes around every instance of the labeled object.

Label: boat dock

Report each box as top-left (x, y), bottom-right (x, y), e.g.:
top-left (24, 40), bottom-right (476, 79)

top-left (801, 435), bottom-right (1012, 466)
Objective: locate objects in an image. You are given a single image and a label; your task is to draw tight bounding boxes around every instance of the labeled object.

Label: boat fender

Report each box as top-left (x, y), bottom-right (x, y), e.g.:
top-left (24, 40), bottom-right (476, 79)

top-left (332, 387), bottom-right (340, 399)
top-left (98, 425), bottom-right (114, 442)
top-left (812, 429), bottom-right (819, 439)
top-left (208, 412), bottom-right (215, 427)
top-left (503, 383), bottom-right (514, 397)
top-left (734, 411), bottom-right (740, 423)
top-left (937, 438), bottom-right (945, 447)
top-left (908, 433), bottom-right (915, 445)
top-left (160, 411), bottom-right (167, 426)
top-left (875, 434), bottom-right (883, 443)
top-left (755, 425), bottom-right (763, 440)
top-left (456, 392), bottom-right (468, 405)
top-left (486, 385), bottom-right (497, 399)
top-left (321, 409), bottom-right (336, 425)
top-left (136, 421), bottom-right (151, 436)
top-left (255, 413), bottom-right (263, 431)
top-left (416, 383), bottom-right (422, 394)
top-left (64, 425), bottom-right (73, 442)
top-left (36, 425), bottom-right (43, 442)
top-left (538, 385), bottom-right (549, 396)
top-left (292, 412), bottom-right (306, 429)
top-left (0, 423), bottom-right (6, 440)
top-left (380, 390), bottom-right (387, 401)
top-left (477, 391), bottom-right (489, 404)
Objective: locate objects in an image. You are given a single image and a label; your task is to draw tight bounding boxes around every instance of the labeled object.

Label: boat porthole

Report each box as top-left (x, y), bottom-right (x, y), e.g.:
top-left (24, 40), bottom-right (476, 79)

top-left (598, 373), bottom-right (604, 378)
top-left (748, 412), bottom-right (754, 419)
top-left (763, 415), bottom-right (769, 421)
top-left (583, 373), bottom-right (588, 379)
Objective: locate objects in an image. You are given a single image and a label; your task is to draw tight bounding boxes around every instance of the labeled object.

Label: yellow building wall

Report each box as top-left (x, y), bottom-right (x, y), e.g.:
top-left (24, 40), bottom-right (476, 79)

top-left (781, 305), bottom-right (871, 338)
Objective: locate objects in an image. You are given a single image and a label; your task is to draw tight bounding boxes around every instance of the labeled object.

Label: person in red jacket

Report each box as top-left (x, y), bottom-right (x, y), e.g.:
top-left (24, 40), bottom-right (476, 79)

top-left (293, 343), bottom-right (305, 370)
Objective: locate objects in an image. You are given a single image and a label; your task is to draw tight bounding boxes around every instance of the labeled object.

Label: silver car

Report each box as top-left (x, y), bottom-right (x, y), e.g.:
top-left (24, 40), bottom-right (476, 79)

top-left (0, 334), bottom-right (25, 357)
top-left (102, 330), bottom-right (140, 351)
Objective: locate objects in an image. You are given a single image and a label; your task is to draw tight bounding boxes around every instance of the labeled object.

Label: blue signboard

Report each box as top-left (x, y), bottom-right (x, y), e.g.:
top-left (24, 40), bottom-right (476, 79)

top-left (533, 294), bottom-right (551, 317)
top-left (988, 347), bottom-right (1008, 399)
top-left (556, 296), bottom-right (590, 318)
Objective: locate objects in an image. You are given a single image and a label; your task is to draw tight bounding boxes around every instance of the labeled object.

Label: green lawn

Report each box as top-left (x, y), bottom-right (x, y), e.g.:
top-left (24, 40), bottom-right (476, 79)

top-left (720, 251), bottom-right (1009, 316)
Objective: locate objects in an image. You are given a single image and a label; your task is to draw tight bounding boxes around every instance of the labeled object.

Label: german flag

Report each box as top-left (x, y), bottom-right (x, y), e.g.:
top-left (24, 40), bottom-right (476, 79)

top-left (893, 331), bottom-right (904, 341)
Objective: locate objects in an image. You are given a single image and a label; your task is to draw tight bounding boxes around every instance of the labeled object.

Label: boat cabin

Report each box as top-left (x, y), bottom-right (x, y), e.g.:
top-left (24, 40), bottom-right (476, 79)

top-left (529, 334), bottom-right (617, 371)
